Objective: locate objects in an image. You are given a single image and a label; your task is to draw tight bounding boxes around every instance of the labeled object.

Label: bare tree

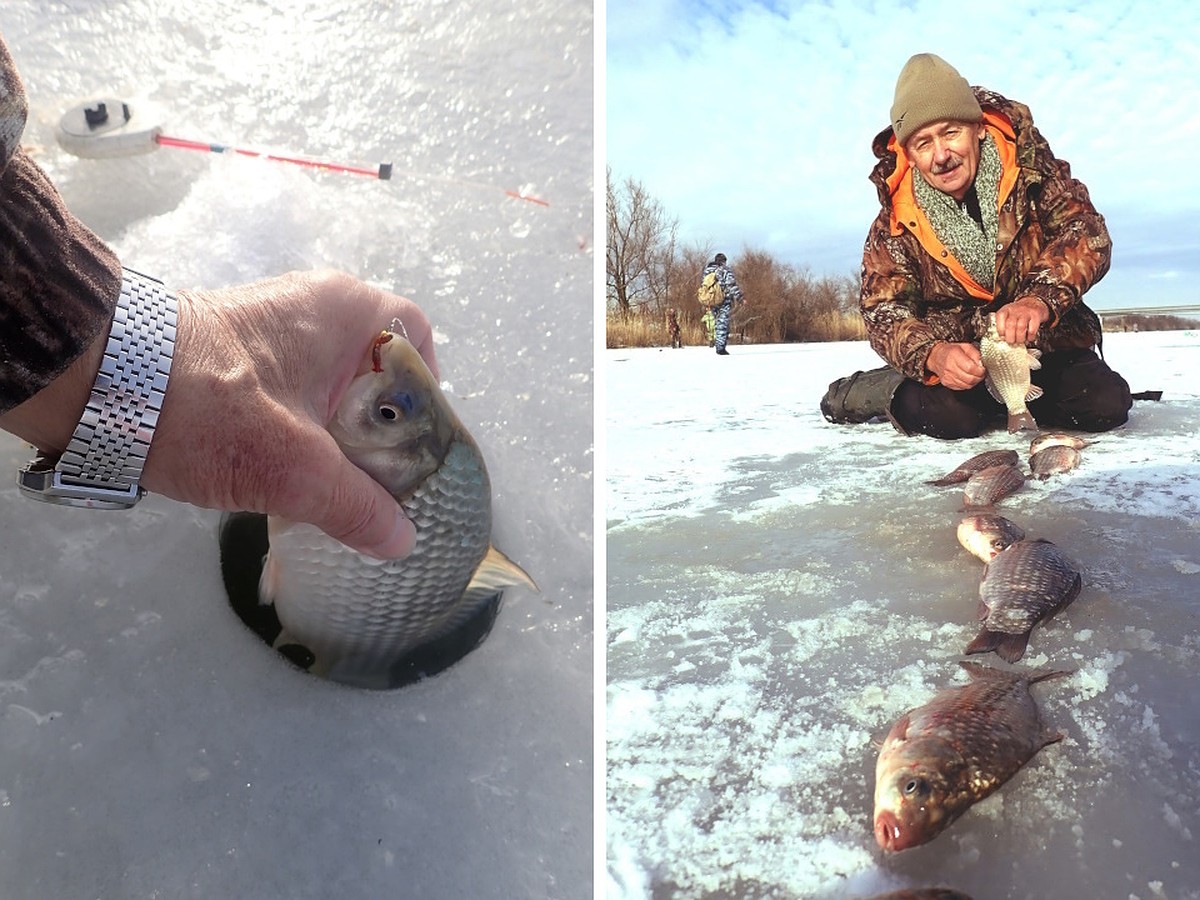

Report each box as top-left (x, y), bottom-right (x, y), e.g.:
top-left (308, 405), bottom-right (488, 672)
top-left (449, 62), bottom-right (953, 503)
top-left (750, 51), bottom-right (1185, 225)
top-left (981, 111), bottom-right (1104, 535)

top-left (606, 169), bottom-right (678, 316)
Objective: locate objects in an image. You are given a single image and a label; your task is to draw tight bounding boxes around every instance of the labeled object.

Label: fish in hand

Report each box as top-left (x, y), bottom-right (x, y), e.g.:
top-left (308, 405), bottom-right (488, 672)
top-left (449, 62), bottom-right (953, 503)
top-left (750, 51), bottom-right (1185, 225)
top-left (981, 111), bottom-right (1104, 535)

top-left (258, 326), bottom-right (536, 689)
top-left (979, 313), bottom-right (1042, 433)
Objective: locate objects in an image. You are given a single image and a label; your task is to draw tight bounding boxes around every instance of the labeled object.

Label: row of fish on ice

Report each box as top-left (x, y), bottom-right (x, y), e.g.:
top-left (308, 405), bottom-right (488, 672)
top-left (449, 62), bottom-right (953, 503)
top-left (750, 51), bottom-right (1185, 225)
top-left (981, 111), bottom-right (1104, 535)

top-left (869, 316), bottom-right (1095, 888)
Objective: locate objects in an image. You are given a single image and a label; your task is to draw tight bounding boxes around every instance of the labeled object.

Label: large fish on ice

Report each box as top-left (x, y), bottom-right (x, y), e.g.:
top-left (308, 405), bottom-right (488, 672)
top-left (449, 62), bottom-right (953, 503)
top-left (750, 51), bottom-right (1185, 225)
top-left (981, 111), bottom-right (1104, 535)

top-left (873, 662), bottom-right (1068, 853)
top-left (1030, 444), bottom-right (1081, 480)
top-left (1029, 431), bottom-right (1086, 456)
top-left (259, 326), bottom-right (536, 689)
top-left (966, 538), bottom-right (1081, 663)
top-left (979, 312), bottom-right (1042, 433)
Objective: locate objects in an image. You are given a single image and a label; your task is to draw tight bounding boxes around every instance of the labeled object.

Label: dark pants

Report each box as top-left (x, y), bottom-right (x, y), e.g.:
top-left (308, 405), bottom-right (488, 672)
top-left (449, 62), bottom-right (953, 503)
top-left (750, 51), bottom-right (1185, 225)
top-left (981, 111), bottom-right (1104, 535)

top-left (890, 348), bottom-right (1132, 440)
top-left (713, 301), bottom-right (732, 352)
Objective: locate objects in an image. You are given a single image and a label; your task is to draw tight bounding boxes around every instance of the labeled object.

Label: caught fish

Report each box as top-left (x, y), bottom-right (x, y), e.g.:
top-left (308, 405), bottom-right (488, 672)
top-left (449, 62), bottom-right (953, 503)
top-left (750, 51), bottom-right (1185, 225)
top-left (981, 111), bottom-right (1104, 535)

top-left (962, 463), bottom-right (1025, 508)
top-left (957, 513), bottom-right (1025, 563)
top-left (925, 449), bottom-right (1019, 486)
top-left (1029, 431), bottom-right (1086, 456)
top-left (258, 327), bottom-right (536, 689)
top-left (1030, 445), bottom-right (1081, 479)
top-left (979, 313), bottom-right (1042, 433)
top-left (966, 539), bottom-right (1081, 663)
top-left (873, 662), bottom-right (1068, 853)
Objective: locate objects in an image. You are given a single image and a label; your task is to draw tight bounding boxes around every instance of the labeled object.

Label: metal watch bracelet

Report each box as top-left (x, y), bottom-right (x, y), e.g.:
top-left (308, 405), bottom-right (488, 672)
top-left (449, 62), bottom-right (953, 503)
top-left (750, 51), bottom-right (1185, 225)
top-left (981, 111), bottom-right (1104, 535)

top-left (17, 268), bottom-right (177, 509)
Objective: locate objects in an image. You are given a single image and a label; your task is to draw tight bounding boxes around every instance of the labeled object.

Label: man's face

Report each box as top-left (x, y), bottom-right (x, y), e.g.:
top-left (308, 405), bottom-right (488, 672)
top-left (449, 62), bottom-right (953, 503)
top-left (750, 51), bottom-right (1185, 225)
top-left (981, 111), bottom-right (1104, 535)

top-left (904, 120), bottom-right (986, 201)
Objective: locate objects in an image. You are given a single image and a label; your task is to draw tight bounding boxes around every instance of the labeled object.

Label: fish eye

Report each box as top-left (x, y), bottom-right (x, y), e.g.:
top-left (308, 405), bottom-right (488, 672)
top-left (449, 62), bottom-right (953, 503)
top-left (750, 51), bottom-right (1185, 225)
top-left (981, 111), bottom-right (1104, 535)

top-left (903, 777), bottom-right (928, 796)
top-left (377, 391), bottom-right (416, 423)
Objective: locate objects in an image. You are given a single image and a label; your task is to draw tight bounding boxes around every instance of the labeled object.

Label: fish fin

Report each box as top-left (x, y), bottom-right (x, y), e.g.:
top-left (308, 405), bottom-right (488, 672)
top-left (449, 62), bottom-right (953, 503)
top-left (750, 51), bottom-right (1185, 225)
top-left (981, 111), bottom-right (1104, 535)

top-left (983, 374), bottom-right (1003, 404)
top-left (926, 474), bottom-right (969, 487)
top-left (259, 551), bottom-right (280, 606)
top-left (1024, 384), bottom-right (1044, 402)
top-left (1007, 411), bottom-right (1038, 433)
top-left (1026, 348), bottom-right (1043, 369)
top-left (964, 627), bottom-right (1005, 656)
top-left (467, 544), bottom-right (539, 596)
top-left (976, 598), bottom-right (990, 620)
top-left (258, 516), bottom-right (299, 606)
top-left (1027, 667), bottom-right (1073, 687)
top-left (1064, 573), bottom-right (1083, 607)
top-left (882, 712), bottom-right (911, 744)
top-left (1039, 729), bottom-right (1066, 749)
top-left (993, 631), bottom-right (1031, 663)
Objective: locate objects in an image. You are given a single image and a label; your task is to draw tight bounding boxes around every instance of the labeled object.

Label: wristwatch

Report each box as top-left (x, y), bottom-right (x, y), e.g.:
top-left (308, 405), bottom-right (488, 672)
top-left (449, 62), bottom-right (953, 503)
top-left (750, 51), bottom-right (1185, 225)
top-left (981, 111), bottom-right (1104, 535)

top-left (17, 268), bottom-right (177, 509)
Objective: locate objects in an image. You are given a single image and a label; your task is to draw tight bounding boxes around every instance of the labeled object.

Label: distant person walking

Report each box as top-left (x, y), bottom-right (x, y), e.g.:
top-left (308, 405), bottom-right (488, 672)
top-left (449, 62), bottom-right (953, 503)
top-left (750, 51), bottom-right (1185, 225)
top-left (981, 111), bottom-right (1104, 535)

top-left (700, 253), bottom-right (745, 356)
top-left (666, 308), bottom-right (682, 349)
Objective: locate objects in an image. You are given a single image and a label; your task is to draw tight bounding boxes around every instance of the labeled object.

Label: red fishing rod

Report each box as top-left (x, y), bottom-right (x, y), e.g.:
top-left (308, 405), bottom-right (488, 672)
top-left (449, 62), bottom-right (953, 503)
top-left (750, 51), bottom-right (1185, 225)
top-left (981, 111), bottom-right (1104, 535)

top-left (56, 97), bottom-right (549, 206)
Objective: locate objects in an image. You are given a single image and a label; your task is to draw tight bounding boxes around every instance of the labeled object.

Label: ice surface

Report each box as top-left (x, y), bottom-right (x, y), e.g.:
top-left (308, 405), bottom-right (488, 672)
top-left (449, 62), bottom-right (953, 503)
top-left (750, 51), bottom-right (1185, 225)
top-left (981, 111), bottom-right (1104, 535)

top-left (1, 2), bottom-right (592, 898)
top-left (607, 332), bottom-right (1200, 899)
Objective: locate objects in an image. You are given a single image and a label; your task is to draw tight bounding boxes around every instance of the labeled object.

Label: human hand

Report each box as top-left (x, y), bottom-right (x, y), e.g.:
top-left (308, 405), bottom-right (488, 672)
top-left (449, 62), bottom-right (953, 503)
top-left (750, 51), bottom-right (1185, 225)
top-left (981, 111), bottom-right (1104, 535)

top-left (144, 269), bottom-right (437, 559)
top-left (994, 297), bottom-right (1050, 345)
top-left (926, 341), bottom-right (986, 390)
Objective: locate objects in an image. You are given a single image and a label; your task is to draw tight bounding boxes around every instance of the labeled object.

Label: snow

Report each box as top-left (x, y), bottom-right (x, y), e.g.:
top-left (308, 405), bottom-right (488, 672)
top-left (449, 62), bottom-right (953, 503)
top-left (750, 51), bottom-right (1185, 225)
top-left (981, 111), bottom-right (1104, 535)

top-left (0, 2), bottom-right (591, 898)
top-left (606, 331), bottom-right (1200, 899)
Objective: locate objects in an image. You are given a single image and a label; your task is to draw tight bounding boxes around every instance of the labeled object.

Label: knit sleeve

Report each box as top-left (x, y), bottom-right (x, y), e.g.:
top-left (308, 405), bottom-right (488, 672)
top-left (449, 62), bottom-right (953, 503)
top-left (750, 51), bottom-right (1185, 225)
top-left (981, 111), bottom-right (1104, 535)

top-left (0, 36), bottom-right (122, 415)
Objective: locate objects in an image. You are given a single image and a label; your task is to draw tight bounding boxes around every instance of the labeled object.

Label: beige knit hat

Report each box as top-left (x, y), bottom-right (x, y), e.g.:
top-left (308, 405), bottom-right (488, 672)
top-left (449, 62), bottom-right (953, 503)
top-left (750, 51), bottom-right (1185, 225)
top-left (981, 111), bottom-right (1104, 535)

top-left (890, 53), bottom-right (983, 146)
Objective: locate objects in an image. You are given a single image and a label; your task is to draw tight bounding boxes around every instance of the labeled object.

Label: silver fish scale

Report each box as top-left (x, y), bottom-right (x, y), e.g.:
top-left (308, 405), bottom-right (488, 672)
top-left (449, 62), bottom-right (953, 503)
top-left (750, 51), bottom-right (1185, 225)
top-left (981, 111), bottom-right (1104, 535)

top-left (962, 464), bottom-right (1025, 507)
top-left (267, 439), bottom-right (492, 680)
top-left (980, 540), bottom-right (1080, 634)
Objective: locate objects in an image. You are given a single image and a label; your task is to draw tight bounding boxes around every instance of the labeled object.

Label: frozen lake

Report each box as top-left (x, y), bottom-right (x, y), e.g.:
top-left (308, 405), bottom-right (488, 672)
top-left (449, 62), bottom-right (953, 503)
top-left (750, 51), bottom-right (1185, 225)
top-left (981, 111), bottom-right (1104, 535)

top-left (606, 331), bottom-right (1200, 899)
top-left (0, 2), bottom-right (592, 898)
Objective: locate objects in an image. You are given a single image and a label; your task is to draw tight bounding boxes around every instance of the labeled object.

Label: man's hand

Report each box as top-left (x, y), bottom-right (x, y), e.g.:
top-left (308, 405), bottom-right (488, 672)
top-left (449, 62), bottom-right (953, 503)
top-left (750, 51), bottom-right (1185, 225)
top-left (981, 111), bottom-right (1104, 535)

top-left (926, 341), bottom-right (986, 390)
top-left (994, 296), bottom-right (1051, 345)
top-left (145, 270), bottom-right (437, 560)
top-left (1, 269), bottom-right (438, 560)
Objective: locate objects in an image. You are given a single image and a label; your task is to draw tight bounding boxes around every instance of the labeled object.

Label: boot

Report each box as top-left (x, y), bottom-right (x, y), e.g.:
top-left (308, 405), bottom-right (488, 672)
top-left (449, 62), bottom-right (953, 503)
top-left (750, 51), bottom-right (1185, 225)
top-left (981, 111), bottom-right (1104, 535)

top-left (820, 366), bottom-right (906, 424)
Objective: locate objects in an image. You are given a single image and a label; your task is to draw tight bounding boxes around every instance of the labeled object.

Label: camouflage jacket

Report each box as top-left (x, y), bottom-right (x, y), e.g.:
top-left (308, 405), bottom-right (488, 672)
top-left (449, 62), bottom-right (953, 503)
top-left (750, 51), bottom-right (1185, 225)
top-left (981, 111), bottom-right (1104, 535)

top-left (702, 261), bottom-right (744, 305)
top-left (0, 36), bottom-right (121, 414)
top-left (859, 88), bottom-right (1109, 383)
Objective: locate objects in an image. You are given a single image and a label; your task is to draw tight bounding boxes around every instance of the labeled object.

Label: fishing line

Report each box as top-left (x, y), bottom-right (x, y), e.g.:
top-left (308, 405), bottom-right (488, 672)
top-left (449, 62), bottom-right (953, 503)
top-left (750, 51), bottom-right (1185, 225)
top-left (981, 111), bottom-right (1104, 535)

top-left (56, 97), bottom-right (549, 206)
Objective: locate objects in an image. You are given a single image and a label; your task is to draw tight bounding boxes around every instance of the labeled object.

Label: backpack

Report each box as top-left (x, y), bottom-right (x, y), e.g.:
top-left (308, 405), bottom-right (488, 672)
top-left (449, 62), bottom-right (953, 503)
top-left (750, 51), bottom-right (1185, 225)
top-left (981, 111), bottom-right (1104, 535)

top-left (697, 270), bottom-right (725, 307)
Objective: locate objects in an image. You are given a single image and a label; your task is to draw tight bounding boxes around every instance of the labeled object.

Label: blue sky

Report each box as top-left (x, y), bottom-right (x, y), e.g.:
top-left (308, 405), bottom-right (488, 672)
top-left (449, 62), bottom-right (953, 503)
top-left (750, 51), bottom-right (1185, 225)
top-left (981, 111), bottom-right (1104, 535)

top-left (605, 0), bottom-right (1200, 311)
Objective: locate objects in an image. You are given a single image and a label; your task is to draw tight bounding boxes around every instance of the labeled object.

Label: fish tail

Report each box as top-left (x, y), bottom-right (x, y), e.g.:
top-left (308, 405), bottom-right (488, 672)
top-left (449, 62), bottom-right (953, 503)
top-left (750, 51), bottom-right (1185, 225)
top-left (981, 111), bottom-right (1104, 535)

top-left (994, 631), bottom-right (1031, 663)
top-left (964, 627), bottom-right (1004, 656)
top-left (1007, 410), bottom-right (1038, 433)
top-left (926, 474), bottom-right (968, 487)
top-left (964, 627), bottom-right (1029, 661)
top-left (468, 544), bottom-right (540, 595)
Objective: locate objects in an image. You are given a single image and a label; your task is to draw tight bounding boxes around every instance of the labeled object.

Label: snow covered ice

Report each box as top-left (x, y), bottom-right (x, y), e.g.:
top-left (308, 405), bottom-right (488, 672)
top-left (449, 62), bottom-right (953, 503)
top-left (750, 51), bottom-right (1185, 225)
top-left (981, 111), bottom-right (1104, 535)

top-left (607, 332), bottom-right (1200, 899)
top-left (0, 3), bottom-right (592, 898)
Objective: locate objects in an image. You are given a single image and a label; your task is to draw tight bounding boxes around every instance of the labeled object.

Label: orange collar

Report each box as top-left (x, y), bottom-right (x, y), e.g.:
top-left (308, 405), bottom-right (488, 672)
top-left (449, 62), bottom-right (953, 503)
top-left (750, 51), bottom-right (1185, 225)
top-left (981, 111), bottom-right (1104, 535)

top-left (885, 111), bottom-right (1019, 300)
